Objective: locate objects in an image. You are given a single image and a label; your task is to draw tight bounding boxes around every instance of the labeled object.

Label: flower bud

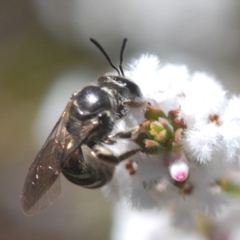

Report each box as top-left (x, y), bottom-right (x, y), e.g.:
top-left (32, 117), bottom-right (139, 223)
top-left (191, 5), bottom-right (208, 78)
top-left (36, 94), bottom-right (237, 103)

top-left (168, 160), bottom-right (189, 182)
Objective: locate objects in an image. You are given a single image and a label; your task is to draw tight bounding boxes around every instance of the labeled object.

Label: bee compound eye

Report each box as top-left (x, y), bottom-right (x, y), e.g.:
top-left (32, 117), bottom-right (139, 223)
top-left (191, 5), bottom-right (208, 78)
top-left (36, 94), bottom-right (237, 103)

top-left (122, 79), bottom-right (142, 98)
top-left (98, 76), bottom-right (142, 99)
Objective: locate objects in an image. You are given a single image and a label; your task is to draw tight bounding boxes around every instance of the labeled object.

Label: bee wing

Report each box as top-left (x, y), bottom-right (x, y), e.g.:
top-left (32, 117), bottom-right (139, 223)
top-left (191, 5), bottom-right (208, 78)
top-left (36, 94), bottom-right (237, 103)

top-left (21, 101), bottom-right (99, 216)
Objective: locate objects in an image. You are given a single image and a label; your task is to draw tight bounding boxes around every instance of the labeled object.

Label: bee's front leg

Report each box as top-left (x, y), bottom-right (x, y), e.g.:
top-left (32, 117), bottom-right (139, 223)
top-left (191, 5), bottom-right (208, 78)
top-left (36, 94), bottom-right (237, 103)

top-left (92, 124), bottom-right (143, 164)
top-left (92, 144), bottom-right (142, 165)
top-left (109, 125), bottom-right (142, 140)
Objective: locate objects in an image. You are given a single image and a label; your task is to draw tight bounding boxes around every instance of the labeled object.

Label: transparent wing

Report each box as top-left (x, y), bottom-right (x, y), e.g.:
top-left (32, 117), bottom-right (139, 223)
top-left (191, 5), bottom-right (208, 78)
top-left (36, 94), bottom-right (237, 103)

top-left (21, 101), bottom-right (98, 216)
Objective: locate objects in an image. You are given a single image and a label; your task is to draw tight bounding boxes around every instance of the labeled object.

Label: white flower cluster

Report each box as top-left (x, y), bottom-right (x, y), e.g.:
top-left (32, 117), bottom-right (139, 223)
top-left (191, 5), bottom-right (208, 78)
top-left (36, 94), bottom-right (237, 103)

top-left (103, 55), bottom-right (240, 227)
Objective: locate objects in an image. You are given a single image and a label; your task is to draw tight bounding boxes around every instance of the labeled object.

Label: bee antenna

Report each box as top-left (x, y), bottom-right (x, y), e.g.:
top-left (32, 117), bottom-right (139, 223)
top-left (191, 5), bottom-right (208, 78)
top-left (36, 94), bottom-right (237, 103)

top-left (90, 38), bottom-right (121, 76)
top-left (119, 38), bottom-right (127, 77)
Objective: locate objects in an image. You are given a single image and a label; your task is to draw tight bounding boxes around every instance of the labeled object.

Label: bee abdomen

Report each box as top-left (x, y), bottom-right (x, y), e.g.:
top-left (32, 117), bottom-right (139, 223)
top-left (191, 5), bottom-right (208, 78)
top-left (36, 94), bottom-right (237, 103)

top-left (62, 145), bottom-right (114, 188)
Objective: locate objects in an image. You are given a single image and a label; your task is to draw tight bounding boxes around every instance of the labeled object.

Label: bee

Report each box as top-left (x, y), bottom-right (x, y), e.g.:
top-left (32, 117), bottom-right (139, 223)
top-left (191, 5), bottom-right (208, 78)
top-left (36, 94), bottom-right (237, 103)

top-left (21, 39), bottom-right (144, 216)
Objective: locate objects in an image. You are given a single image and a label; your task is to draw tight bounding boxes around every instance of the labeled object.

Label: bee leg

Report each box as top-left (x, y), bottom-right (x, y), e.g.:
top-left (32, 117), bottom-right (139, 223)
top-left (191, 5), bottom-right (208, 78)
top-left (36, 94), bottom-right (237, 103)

top-left (110, 125), bottom-right (141, 139)
top-left (103, 137), bottom-right (116, 145)
top-left (92, 144), bottom-right (142, 165)
top-left (92, 125), bottom-right (143, 164)
top-left (124, 99), bottom-right (146, 108)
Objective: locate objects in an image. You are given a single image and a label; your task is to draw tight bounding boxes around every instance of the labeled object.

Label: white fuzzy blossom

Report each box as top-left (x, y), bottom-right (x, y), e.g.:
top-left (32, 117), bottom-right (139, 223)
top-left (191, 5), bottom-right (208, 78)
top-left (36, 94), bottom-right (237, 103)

top-left (103, 54), bottom-right (240, 227)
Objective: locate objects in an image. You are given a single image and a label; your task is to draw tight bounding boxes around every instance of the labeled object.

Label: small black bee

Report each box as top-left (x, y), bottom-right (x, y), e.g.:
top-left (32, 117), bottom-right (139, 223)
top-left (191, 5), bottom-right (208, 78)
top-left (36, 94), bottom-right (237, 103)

top-left (21, 39), bottom-right (144, 216)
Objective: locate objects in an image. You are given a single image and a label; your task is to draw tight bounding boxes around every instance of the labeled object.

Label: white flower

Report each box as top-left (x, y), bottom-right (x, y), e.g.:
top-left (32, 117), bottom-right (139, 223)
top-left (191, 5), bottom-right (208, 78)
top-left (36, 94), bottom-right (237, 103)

top-left (103, 54), bottom-right (240, 228)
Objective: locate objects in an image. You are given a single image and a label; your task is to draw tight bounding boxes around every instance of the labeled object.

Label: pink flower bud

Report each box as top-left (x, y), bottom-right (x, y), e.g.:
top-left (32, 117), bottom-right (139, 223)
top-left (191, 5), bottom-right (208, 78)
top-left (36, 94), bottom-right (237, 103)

top-left (168, 160), bottom-right (189, 182)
